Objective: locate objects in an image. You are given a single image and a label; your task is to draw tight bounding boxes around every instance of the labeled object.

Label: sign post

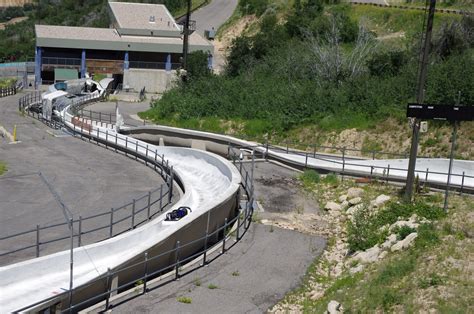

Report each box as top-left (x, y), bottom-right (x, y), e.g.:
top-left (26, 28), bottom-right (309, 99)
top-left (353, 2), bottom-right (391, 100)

top-left (407, 102), bottom-right (472, 210)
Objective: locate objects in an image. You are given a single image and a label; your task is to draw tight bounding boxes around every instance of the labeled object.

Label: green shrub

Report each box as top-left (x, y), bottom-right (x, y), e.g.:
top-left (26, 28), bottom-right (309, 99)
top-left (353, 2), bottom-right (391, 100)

top-left (299, 169), bottom-right (320, 186)
top-left (0, 161), bottom-right (6, 176)
top-left (208, 283), bottom-right (218, 289)
top-left (347, 205), bottom-right (386, 252)
top-left (394, 225), bottom-right (417, 240)
top-left (239, 0), bottom-right (269, 16)
top-left (177, 296), bottom-right (192, 304)
top-left (414, 223), bottom-right (440, 249)
top-left (322, 173), bottom-right (339, 186)
top-left (419, 273), bottom-right (445, 288)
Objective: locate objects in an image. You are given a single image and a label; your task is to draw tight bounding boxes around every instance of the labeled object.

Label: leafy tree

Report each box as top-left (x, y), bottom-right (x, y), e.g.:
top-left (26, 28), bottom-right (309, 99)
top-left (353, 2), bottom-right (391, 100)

top-left (186, 51), bottom-right (212, 81)
top-left (367, 50), bottom-right (407, 77)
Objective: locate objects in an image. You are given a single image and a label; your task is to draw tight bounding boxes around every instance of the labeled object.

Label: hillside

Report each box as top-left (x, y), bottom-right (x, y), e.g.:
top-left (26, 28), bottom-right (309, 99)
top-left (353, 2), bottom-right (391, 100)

top-left (141, 1), bottom-right (473, 159)
top-left (0, 0), bottom-right (32, 7)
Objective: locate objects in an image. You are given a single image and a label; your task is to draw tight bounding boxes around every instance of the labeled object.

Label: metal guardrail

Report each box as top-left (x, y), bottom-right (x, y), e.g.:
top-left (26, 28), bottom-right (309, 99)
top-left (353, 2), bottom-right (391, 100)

top-left (78, 108), bottom-right (116, 125)
top-left (13, 145), bottom-right (254, 313)
top-left (5, 93), bottom-right (177, 264)
top-left (350, 2), bottom-right (473, 15)
top-left (0, 84), bottom-right (16, 97)
top-left (11, 93), bottom-right (254, 313)
top-left (230, 141), bottom-right (473, 195)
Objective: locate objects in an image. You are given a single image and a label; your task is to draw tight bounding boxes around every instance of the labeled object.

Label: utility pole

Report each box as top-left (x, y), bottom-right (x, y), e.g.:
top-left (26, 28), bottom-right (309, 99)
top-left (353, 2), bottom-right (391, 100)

top-left (404, 0), bottom-right (437, 202)
top-left (182, 0), bottom-right (192, 77)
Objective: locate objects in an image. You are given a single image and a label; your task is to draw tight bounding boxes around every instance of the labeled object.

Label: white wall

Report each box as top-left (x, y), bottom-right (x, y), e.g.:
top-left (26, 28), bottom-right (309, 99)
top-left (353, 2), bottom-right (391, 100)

top-left (123, 68), bottom-right (178, 93)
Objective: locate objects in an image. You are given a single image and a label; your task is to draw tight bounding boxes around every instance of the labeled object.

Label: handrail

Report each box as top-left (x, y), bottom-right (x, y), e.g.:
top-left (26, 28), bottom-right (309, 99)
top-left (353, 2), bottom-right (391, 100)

top-left (12, 144), bottom-right (254, 313)
top-left (8, 92), bottom-right (250, 313)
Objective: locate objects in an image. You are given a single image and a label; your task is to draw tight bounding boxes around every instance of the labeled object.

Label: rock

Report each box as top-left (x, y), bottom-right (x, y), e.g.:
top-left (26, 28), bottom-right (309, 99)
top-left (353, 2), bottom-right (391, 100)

top-left (310, 290), bottom-right (324, 300)
top-left (347, 187), bottom-right (364, 198)
top-left (348, 197), bottom-right (362, 205)
top-left (340, 200), bottom-right (349, 210)
top-left (327, 300), bottom-right (343, 314)
top-left (391, 233), bottom-right (418, 252)
top-left (381, 234), bottom-right (398, 249)
top-left (390, 220), bottom-right (419, 232)
top-left (350, 264), bottom-right (364, 274)
top-left (346, 203), bottom-right (364, 215)
top-left (339, 195), bottom-right (348, 202)
top-left (352, 245), bottom-right (380, 264)
top-left (378, 250), bottom-right (388, 260)
top-left (372, 194), bottom-right (391, 207)
top-left (325, 201), bottom-right (342, 211)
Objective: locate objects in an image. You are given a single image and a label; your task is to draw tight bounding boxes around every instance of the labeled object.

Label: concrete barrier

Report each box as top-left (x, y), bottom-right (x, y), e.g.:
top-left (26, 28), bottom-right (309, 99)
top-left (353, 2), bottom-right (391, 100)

top-left (0, 106), bottom-right (241, 313)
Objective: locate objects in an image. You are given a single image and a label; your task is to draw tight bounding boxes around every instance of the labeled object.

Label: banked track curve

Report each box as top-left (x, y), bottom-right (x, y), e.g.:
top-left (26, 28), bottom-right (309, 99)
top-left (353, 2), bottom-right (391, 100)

top-left (0, 98), bottom-right (242, 313)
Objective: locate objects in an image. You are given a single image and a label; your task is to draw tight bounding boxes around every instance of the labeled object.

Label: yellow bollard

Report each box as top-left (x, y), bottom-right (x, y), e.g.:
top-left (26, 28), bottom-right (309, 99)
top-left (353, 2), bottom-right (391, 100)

top-left (13, 125), bottom-right (17, 142)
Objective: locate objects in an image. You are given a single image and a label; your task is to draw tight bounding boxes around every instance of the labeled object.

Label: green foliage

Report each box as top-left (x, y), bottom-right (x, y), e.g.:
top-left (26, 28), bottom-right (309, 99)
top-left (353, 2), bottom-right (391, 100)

top-left (177, 296), bottom-right (192, 303)
top-left (394, 225), bottom-right (417, 240)
top-left (207, 283), bottom-right (218, 289)
top-left (186, 51), bottom-right (212, 81)
top-left (322, 173), bottom-right (339, 186)
top-left (367, 50), bottom-right (407, 77)
top-left (347, 205), bottom-right (386, 252)
top-left (419, 273), bottom-right (445, 288)
top-left (414, 223), bottom-right (440, 249)
top-left (299, 169), bottom-right (320, 187)
top-left (142, 3), bottom-right (473, 137)
top-left (0, 4), bottom-right (35, 23)
top-left (239, 0), bottom-right (269, 16)
top-left (0, 78), bottom-right (16, 88)
top-left (0, 161), bottom-right (7, 176)
top-left (347, 201), bottom-right (444, 252)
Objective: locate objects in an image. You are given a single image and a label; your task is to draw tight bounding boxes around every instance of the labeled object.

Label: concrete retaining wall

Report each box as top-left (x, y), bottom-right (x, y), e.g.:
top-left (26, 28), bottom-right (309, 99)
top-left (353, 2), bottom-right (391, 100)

top-left (123, 69), bottom-right (178, 93)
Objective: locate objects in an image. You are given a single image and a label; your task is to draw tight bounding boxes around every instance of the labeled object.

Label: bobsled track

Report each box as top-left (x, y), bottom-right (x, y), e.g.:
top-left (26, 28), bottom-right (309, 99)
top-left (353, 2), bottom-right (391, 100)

top-left (0, 93), bottom-right (251, 313)
top-left (2, 92), bottom-right (473, 313)
top-left (124, 126), bottom-right (474, 194)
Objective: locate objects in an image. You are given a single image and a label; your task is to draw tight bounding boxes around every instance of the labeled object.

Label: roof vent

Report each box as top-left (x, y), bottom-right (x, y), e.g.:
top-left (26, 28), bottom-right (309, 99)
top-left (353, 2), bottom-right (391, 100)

top-left (149, 15), bottom-right (156, 23)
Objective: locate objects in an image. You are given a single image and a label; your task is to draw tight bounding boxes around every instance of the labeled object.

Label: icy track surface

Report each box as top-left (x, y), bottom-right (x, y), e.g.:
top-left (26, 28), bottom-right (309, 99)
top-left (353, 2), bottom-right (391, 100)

top-left (0, 124), bottom-right (241, 313)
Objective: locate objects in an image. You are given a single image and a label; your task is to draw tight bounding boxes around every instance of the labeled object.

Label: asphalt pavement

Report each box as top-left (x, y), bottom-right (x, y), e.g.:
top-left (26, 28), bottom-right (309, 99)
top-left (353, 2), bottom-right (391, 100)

top-left (190, 0), bottom-right (239, 37)
top-left (0, 93), bottom-right (167, 265)
top-left (112, 223), bottom-right (325, 313)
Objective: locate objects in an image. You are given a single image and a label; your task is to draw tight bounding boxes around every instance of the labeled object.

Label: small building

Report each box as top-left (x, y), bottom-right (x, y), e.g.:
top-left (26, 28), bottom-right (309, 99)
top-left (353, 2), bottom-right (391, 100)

top-left (34, 1), bottom-right (213, 93)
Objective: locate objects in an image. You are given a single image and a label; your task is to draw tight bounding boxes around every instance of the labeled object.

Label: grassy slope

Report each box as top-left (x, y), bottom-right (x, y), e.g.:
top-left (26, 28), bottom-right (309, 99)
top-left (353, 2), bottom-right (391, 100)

top-left (276, 175), bottom-right (473, 312)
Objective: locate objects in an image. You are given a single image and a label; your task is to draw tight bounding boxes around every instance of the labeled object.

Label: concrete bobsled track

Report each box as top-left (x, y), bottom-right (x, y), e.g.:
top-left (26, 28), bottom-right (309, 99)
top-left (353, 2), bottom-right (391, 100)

top-left (123, 125), bottom-right (474, 191)
top-left (0, 105), bottom-right (241, 312)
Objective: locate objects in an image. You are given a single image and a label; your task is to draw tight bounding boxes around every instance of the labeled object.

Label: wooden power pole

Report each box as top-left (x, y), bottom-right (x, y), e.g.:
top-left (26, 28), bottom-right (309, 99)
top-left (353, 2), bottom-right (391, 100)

top-left (405, 0), bottom-right (437, 202)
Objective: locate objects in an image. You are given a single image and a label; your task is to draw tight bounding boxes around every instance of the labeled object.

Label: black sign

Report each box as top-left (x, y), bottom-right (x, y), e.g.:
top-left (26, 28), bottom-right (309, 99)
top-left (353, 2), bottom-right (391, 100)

top-left (407, 103), bottom-right (474, 121)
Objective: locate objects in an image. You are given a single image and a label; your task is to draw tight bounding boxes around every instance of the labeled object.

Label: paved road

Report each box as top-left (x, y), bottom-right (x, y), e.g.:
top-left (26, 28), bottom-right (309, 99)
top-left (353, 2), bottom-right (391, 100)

top-left (113, 223), bottom-right (325, 313)
top-left (0, 94), bottom-right (167, 265)
top-left (191, 0), bottom-right (239, 37)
